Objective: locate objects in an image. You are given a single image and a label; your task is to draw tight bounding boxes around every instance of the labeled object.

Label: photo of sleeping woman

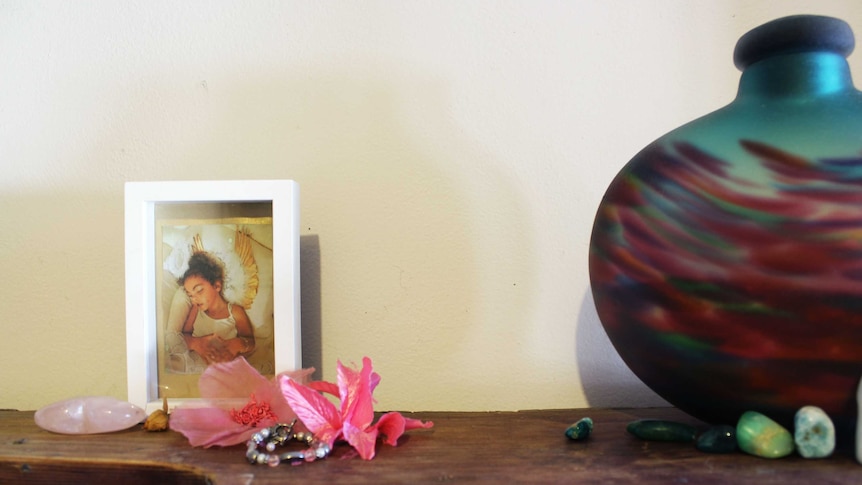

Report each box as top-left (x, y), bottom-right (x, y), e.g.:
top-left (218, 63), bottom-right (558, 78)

top-left (157, 220), bottom-right (275, 397)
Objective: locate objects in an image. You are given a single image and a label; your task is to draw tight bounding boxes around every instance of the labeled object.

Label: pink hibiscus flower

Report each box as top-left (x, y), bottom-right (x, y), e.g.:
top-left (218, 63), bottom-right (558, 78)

top-left (170, 357), bottom-right (314, 447)
top-left (279, 356), bottom-right (433, 460)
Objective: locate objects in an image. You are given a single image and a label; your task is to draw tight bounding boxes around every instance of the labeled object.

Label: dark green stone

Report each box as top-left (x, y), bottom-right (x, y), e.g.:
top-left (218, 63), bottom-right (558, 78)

top-left (696, 425), bottom-right (737, 453)
top-left (626, 419), bottom-right (696, 442)
top-left (565, 417), bottom-right (593, 440)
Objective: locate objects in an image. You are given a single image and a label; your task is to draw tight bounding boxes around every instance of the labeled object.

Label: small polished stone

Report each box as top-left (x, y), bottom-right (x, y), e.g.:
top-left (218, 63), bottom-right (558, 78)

top-left (565, 417), bottom-right (593, 440)
top-left (794, 406), bottom-right (835, 458)
top-left (736, 411), bottom-right (794, 459)
top-left (695, 425), bottom-right (737, 453)
top-left (626, 419), bottom-right (696, 442)
top-left (34, 396), bottom-right (146, 434)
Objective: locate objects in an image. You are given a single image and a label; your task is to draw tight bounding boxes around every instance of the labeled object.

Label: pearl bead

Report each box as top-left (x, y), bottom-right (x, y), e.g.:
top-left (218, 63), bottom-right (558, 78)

top-left (315, 443), bottom-right (331, 459)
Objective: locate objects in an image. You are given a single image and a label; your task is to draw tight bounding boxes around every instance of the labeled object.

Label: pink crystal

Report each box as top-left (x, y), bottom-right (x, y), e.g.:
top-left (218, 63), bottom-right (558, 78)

top-left (34, 396), bottom-right (146, 434)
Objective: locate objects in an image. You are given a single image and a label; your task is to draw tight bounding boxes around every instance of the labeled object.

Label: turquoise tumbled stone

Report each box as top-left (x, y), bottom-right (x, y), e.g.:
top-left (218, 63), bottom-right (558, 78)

top-left (794, 406), bottom-right (835, 458)
top-left (565, 417), bottom-right (593, 440)
top-left (695, 425), bottom-right (737, 453)
top-left (626, 420), bottom-right (696, 442)
top-left (736, 411), bottom-right (795, 458)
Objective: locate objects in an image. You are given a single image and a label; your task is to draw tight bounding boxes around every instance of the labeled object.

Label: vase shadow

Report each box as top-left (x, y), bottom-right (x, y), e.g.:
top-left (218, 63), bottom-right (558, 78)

top-left (576, 288), bottom-right (670, 409)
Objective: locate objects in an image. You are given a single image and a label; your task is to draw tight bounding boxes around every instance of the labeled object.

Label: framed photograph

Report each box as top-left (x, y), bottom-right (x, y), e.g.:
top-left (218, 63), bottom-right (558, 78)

top-left (125, 180), bottom-right (301, 413)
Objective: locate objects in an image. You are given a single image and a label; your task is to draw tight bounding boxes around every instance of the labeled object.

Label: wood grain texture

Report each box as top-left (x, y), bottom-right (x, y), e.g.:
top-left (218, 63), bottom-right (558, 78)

top-left (1, 408), bottom-right (860, 483)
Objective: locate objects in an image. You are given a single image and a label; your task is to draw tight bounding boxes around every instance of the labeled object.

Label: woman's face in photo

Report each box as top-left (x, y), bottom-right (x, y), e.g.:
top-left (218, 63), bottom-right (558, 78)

top-left (183, 275), bottom-right (222, 312)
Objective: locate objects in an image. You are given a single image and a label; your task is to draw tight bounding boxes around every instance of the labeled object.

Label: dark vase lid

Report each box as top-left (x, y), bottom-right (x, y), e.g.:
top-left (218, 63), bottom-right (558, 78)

top-left (733, 15), bottom-right (855, 70)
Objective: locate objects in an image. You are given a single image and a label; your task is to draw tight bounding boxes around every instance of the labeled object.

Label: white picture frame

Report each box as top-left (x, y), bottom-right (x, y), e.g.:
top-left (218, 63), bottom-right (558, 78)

top-left (125, 180), bottom-right (301, 413)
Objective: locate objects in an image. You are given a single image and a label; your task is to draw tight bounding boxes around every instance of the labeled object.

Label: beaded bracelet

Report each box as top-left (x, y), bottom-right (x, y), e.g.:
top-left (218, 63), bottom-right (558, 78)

top-left (245, 420), bottom-right (332, 467)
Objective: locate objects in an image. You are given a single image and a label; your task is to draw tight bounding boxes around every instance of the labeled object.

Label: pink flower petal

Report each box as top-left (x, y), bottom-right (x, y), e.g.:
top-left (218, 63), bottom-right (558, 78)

top-left (335, 360), bottom-right (356, 409)
top-left (369, 371), bottom-right (381, 394)
top-left (403, 416), bottom-right (435, 432)
top-left (170, 406), bottom-right (262, 447)
top-left (308, 380), bottom-right (339, 396)
top-left (277, 367), bottom-right (317, 386)
top-left (338, 357), bottom-right (376, 429)
top-left (372, 412), bottom-right (407, 447)
top-left (264, 368), bottom-right (315, 426)
top-left (197, 358), bottom-right (270, 399)
top-left (343, 419), bottom-right (379, 460)
top-left (279, 375), bottom-right (342, 445)
top-left (376, 413), bottom-right (435, 447)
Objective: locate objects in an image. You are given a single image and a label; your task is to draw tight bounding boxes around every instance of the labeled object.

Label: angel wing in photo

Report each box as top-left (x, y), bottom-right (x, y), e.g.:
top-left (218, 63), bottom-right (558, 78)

top-left (232, 227), bottom-right (259, 310)
top-left (190, 226), bottom-right (260, 310)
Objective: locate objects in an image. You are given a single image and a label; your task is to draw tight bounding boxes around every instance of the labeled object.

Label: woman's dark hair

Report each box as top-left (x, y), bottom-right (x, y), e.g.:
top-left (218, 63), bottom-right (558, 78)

top-left (179, 252), bottom-right (225, 294)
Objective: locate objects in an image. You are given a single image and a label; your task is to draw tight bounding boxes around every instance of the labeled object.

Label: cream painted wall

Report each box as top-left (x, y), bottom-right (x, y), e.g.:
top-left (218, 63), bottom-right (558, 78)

top-left (2, 1), bottom-right (861, 412)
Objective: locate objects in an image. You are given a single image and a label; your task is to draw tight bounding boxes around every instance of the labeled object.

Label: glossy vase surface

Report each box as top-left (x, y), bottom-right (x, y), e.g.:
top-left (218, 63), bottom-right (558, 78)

top-left (589, 15), bottom-right (862, 439)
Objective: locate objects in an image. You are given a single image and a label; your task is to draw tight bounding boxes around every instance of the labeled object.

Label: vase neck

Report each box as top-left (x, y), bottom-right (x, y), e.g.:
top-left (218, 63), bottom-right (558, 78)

top-left (736, 52), bottom-right (855, 100)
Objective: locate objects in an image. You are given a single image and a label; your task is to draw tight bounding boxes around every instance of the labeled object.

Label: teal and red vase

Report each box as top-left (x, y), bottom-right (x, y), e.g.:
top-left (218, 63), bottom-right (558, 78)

top-left (589, 15), bottom-right (862, 441)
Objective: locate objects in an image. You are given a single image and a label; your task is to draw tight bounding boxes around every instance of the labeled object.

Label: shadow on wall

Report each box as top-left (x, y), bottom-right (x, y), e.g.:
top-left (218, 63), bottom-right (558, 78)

top-left (299, 234), bottom-right (322, 379)
top-left (577, 289), bottom-right (670, 408)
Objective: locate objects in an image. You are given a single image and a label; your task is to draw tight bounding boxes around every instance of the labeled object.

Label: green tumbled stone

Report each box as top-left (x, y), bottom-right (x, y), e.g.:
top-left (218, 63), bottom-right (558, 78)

top-left (565, 417), bottom-right (593, 440)
top-left (626, 419), bottom-right (696, 442)
top-left (736, 411), bottom-right (795, 459)
top-left (695, 424), bottom-right (737, 453)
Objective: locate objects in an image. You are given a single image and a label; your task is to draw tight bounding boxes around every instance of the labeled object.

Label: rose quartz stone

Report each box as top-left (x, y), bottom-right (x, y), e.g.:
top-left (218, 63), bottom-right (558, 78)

top-left (34, 396), bottom-right (146, 434)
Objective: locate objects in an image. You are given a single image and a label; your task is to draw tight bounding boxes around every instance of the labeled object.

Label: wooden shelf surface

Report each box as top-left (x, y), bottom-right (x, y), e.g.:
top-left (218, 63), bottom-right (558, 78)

top-left (1, 407), bottom-right (861, 483)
